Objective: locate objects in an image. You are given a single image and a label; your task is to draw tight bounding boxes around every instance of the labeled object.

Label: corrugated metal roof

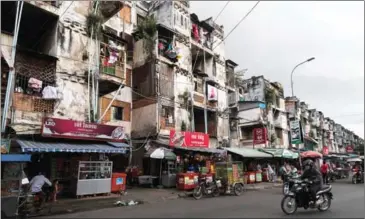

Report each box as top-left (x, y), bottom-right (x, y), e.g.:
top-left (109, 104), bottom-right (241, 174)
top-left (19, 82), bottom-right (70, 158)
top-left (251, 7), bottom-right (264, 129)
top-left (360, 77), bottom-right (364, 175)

top-left (226, 147), bottom-right (273, 158)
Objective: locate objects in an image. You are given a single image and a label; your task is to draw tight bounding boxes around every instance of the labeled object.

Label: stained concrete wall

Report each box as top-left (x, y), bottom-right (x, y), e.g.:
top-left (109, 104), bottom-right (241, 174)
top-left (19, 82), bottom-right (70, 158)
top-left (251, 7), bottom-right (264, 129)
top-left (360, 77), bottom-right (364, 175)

top-left (174, 73), bottom-right (193, 132)
top-left (132, 103), bottom-right (157, 138)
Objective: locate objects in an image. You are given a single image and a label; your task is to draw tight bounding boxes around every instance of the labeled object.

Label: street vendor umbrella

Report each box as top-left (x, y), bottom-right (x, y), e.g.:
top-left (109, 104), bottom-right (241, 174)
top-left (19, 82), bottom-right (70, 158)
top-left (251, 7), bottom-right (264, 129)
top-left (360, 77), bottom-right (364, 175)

top-left (149, 148), bottom-right (176, 160)
top-left (301, 151), bottom-right (322, 159)
top-left (148, 148), bottom-right (176, 187)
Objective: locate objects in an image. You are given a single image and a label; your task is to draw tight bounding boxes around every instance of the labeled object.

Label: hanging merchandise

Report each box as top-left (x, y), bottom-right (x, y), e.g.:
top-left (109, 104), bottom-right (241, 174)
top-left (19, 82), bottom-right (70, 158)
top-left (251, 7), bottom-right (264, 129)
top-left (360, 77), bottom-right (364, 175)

top-left (28, 77), bottom-right (43, 93)
top-left (165, 43), bottom-right (178, 62)
top-left (42, 86), bottom-right (58, 99)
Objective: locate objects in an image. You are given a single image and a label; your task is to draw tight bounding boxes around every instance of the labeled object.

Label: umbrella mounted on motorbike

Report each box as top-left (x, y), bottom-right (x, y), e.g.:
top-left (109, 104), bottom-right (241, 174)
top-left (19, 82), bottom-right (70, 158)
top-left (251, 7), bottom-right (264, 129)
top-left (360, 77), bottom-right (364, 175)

top-left (347, 158), bottom-right (364, 184)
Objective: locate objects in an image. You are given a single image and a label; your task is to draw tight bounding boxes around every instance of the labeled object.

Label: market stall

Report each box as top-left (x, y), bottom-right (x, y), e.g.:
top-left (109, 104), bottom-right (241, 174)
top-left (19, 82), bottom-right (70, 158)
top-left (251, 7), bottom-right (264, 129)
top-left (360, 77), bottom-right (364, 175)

top-left (258, 148), bottom-right (300, 181)
top-left (173, 146), bottom-right (225, 191)
top-left (1, 154), bottom-right (31, 218)
top-left (225, 147), bottom-right (273, 184)
top-left (142, 147), bottom-right (177, 188)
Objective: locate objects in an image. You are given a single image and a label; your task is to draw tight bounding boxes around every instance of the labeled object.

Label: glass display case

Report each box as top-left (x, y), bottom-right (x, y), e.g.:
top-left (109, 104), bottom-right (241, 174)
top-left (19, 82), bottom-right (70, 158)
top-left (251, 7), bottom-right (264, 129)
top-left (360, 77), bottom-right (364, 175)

top-left (76, 161), bottom-right (113, 196)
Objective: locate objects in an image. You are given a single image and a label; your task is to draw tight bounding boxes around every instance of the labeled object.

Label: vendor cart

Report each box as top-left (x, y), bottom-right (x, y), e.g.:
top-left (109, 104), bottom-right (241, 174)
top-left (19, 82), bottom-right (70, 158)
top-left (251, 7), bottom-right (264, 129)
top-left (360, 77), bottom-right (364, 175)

top-left (215, 161), bottom-right (245, 196)
top-left (1, 154), bottom-right (31, 219)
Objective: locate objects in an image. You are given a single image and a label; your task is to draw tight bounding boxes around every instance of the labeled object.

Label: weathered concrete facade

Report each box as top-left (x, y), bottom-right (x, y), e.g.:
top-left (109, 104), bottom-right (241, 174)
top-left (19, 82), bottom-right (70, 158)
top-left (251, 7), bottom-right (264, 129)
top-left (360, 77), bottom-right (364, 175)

top-left (231, 76), bottom-right (289, 149)
top-left (2, 1), bottom-right (131, 139)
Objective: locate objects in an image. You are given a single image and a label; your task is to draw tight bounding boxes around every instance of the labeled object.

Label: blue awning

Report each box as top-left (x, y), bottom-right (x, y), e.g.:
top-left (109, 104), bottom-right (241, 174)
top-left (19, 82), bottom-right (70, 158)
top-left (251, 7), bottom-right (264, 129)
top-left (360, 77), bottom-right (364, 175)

top-left (17, 140), bottom-right (128, 154)
top-left (1, 154), bottom-right (31, 162)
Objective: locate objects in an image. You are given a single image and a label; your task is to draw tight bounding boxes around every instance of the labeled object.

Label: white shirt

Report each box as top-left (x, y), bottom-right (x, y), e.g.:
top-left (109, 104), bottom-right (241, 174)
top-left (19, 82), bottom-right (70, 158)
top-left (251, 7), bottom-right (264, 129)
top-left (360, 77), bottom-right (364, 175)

top-left (30, 175), bottom-right (52, 193)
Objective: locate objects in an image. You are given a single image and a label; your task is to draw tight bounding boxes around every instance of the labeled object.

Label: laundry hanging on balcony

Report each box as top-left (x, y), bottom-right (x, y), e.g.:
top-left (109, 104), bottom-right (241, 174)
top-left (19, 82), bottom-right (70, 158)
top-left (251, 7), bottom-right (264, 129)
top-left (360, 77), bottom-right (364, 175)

top-left (192, 24), bottom-right (200, 42)
top-left (28, 77), bottom-right (43, 93)
top-left (42, 86), bottom-right (58, 99)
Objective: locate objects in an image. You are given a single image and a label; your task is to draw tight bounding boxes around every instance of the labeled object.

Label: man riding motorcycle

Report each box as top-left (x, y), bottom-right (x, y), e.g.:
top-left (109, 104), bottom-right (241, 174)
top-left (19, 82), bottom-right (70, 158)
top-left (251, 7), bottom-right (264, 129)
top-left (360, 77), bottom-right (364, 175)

top-left (29, 172), bottom-right (52, 209)
top-left (300, 159), bottom-right (323, 206)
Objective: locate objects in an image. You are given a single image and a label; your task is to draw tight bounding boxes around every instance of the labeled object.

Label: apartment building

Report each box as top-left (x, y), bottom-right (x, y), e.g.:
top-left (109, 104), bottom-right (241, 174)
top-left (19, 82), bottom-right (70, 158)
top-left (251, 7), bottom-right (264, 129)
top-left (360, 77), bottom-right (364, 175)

top-left (129, 1), bottom-right (233, 165)
top-left (1, 1), bottom-right (132, 156)
top-left (229, 76), bottom-right (289, 149)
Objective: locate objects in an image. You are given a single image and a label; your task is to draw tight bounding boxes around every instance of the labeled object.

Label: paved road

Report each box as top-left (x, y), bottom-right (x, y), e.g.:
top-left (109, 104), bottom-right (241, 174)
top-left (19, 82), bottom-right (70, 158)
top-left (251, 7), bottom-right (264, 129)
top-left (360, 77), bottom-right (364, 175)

top-left (44, 180), bottom-right (363, 218)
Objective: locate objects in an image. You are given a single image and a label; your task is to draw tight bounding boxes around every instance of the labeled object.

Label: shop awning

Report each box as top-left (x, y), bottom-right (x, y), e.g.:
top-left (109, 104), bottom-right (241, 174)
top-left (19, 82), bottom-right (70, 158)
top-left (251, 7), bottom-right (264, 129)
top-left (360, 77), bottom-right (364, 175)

top-left (17, 140), bottom-right (128, 154)
top-left (145, 147), bottom-right (176, 160)
top-left (258, 148), bottom-right (299, 159)
top-left (226, 147), bottom-right (273, 158)
top-left (173, 145), bottom-right (224, 154)
top-left (1, 154), bottom-right (31, 162)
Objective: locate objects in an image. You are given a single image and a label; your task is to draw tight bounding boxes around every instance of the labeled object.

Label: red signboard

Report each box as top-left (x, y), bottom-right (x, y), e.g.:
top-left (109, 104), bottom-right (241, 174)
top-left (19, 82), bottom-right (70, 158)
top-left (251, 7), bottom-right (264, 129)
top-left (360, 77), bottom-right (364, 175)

top-left (41, 117), bottom-right (128, 142)
top-left (253, 128), bottom-right (267, 145)
top-left (322, 146), bottom-right (329, 156)
top-left (346, 145), bottom-right (354, 153)
top-left (169, 130), bottom-right (209, 148)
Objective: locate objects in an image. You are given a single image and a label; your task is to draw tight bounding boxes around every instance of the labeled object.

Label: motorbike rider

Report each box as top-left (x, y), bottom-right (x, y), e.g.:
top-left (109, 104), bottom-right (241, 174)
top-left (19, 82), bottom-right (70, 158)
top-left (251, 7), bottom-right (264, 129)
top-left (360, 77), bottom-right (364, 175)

top-left (300, 159), bottom-right (323, 206)
top-left (29, 172), bottom-right (52, 209)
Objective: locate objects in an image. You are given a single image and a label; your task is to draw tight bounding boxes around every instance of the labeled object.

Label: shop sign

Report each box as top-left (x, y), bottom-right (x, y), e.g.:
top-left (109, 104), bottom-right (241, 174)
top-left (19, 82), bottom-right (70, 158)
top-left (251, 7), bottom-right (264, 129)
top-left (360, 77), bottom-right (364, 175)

top-left (207, 85), bottom-right (218, 102)
top-left (289, 120), bottom-right (303, 144)
top-left (322, 146), bottom-right (329, 155)
top-left (345, 145), bottom-right (354, 153)
top-left (41, 117), bottom-right (128, 142)
top-left (169, 130), bottom-right (209, 148)
top-left (252, 128), bottom-right (267, 145)
top-left (1, 139), bottom-right (11, 154)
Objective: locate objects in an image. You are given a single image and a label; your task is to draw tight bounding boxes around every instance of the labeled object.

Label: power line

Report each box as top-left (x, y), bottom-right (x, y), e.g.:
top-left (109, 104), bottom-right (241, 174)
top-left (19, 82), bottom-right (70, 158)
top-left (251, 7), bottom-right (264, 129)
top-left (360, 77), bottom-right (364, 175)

top-left (213, 1), bottom-right (260, 50)
top-left (59, 1), bottom-right (74, 19)
top-left (213, 1), bottom-right (230, 23)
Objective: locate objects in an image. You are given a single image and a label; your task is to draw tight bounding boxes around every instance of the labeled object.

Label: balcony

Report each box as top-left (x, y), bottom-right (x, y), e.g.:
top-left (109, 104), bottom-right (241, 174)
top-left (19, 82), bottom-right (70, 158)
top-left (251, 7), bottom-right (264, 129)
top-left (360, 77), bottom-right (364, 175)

top-left (98, 41), bottom-right (126, 96)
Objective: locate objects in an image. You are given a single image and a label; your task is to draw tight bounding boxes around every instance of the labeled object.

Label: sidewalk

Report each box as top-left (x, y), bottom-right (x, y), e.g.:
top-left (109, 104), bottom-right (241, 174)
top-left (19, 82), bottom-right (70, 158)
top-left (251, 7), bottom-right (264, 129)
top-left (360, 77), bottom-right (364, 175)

top-left (45, 182), bottom-right (282, 216)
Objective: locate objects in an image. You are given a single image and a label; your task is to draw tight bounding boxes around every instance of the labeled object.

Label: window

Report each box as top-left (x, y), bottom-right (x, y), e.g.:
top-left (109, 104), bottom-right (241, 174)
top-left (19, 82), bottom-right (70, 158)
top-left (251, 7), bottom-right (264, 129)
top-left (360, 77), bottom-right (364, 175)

top-left (161, 106), bottom-right (174, 125)
top-left (213, 60), bottom-right (217, 76)
top-left (180, 15), bottom-right (184, 26)
top-left (111, 106), bottom-right (124, 121)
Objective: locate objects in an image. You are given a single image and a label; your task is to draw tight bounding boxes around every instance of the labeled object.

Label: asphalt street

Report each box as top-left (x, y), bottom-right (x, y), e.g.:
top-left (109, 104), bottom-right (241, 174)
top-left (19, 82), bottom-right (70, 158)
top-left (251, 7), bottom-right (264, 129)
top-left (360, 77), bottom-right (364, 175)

top-left (44, 180), bottom-right (364, 218)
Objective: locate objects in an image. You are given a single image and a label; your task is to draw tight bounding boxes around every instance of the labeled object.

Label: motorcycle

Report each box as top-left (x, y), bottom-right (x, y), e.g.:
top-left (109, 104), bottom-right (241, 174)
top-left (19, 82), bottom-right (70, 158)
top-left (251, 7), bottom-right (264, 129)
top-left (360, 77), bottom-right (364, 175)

top-left (352, 169), bottom-right (364, 184)
top-left (282, 170), bottom-right (300, 195)
top-left (281, 179), bottom-right (333, 215)
top-left (192, 176), bottom-right (220, 200)
top-left (19, 185), bottom-right (53, 217)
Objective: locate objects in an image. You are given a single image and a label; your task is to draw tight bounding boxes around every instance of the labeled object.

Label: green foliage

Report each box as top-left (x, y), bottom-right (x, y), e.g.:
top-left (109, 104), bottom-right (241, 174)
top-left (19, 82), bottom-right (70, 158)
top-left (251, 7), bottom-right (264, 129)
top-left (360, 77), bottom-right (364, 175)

top-left (133, 15), bottom-right (157, 57)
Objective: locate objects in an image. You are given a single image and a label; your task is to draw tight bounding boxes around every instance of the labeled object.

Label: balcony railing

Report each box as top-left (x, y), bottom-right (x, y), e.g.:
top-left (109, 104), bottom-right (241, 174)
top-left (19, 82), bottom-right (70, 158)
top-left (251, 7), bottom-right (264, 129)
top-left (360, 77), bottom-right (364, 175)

top-left (100, 42), bottom-right (126, 79)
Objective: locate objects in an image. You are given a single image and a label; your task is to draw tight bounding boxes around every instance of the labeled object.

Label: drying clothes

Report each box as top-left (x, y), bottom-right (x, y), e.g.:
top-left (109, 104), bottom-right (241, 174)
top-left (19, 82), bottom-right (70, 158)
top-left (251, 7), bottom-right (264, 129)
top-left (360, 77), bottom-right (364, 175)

top-left (108, 52), bottom-right (118, 64)
top-left (28, 77), bottom-right (43, 93)
top-left (42, 86), bottom-right (58, 99)
top-left (192, 24), bottom-right (200, 41)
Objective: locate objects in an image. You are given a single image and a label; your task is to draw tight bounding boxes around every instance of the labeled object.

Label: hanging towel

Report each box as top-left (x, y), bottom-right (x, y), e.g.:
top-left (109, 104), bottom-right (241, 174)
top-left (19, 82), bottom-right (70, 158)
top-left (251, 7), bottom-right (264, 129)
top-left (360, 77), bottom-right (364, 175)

top-left (108, 52), bottom-right (118, 64)
top-left (28, 77), bottom-right (43, 93)
top-left (42, 86), bottom-right (58, 99)
top-left (192, 24), bottom-right (200, 41)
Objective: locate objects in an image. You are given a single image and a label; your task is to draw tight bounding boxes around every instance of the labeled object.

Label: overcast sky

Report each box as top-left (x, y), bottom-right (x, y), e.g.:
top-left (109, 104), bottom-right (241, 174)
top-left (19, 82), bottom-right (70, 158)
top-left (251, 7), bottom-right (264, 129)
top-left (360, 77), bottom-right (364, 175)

top-left (191, 1), bottom-right (364, 138)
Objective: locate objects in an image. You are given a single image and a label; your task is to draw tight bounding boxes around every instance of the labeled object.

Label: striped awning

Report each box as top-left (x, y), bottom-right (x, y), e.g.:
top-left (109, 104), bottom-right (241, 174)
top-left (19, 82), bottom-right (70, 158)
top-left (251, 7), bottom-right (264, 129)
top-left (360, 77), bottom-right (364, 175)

top-left (17, 140), bottom-right (128, 154)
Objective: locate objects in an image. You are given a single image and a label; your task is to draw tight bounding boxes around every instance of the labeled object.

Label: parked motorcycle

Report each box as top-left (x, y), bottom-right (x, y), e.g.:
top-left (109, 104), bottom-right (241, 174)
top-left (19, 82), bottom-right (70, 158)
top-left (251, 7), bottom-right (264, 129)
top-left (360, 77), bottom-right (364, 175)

top-left (281, 179), bottom-right (333, 215)
top-left (352, 169), bottom-right (364, 184)
top-left (192, 176), bottom-right (220, 200)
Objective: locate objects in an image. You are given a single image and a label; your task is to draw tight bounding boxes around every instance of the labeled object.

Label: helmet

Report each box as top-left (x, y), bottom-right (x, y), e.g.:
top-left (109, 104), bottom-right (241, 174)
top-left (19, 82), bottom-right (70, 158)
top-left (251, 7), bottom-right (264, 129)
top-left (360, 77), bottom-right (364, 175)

top-left (303, 159), bottom-right (314, 170)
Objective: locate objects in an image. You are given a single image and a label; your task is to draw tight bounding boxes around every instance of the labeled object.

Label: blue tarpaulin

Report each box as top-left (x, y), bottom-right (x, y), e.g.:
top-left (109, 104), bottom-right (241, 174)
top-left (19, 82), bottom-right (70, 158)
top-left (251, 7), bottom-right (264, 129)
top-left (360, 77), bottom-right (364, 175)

top-left (1, 154), bottom-right (31, 162)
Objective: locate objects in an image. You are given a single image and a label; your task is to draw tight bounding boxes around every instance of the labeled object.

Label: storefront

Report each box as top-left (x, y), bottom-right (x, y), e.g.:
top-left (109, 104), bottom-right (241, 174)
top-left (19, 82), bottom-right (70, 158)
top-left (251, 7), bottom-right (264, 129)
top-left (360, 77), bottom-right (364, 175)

top-left (14, 117), bottom-right (130, 198)
top-left (225, 147), bottom-right (273, 184)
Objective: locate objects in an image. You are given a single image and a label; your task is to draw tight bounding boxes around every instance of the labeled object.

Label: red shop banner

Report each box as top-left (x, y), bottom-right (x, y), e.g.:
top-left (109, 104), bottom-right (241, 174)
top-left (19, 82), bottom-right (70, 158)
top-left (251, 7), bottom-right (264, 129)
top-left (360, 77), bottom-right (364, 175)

top-left (253, 127), bottom-right (268, 145)
top-left (345, 145), bottom-right (354, 153)
top-left (41, 117), bottom-right (128, 142)
top-left (169, 130), bottom-right (209, 148)
top-left (322, 146), bottom-right (329, 156)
